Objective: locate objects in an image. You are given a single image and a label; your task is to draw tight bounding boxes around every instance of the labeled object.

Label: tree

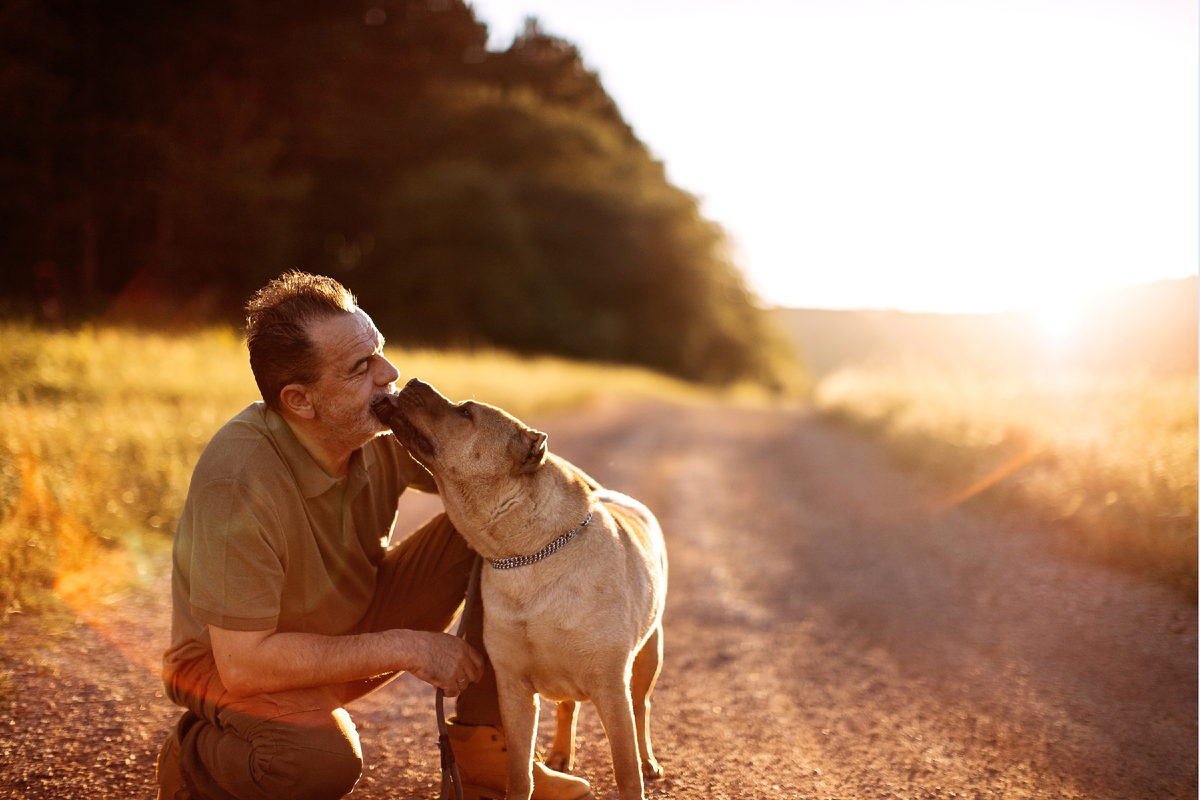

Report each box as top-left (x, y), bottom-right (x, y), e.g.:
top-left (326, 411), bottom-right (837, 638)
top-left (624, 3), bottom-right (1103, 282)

top-left (0, 1), bottom-right (797, 386)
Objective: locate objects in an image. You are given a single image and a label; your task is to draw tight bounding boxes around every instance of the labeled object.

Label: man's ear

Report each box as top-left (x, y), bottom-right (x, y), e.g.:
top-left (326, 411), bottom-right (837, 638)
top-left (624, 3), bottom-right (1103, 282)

top-left (279, 383), bottom-right (316, 420)
top-left (519, 429), bottom-right (548, 474)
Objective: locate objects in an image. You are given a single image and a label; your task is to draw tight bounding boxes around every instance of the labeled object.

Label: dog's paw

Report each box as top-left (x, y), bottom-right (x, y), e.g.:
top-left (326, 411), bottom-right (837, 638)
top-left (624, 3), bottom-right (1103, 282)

top-left (642, 759), bottom-right (664, 781)
top-left (544, 750), bottom-right (572, 773)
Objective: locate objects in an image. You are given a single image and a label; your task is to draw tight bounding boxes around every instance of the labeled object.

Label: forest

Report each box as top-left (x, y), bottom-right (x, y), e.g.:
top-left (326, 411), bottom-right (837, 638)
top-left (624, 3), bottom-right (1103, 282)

top-left (0, 0), bottom-right (794, 386)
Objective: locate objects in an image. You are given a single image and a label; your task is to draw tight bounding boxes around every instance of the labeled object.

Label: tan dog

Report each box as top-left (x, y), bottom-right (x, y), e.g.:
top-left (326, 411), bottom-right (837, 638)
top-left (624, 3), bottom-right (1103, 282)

top-left (373, 379), bottom-right (667, 800)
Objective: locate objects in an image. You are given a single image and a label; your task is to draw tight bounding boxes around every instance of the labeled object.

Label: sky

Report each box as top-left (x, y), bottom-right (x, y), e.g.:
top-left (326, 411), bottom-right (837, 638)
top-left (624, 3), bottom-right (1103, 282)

top-left (466, 0), bottom-right (1199, 314)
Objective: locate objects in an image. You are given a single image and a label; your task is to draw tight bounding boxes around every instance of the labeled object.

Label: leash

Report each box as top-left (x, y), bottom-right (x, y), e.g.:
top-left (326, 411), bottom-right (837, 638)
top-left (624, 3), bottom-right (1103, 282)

top-left (437, 554), bottom-right (482, 800)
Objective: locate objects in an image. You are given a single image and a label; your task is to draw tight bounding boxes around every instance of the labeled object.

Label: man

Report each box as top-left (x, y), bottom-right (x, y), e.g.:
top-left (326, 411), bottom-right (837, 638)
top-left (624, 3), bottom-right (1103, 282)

top-left (157, 272), bottom-right (591, 800)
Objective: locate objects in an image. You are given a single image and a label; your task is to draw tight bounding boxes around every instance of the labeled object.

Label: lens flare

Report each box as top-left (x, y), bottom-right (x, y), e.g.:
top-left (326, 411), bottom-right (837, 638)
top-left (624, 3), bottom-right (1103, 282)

top-left (10, 450), bottom-right (166, 676)
top-left (1037, 296), bottom-right (1082, 340)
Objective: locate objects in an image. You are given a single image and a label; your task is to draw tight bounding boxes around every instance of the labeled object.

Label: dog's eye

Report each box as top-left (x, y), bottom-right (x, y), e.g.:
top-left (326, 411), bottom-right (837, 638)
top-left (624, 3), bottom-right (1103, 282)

top-left (459, 404), bottom-right (471, 419)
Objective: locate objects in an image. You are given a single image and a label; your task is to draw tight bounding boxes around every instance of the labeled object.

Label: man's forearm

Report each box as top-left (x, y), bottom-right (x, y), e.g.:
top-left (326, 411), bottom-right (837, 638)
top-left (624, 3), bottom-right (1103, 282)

top-left (211, 626), bottom-right (442, 697)
top-left (212, 627), bottom-right (402, 696)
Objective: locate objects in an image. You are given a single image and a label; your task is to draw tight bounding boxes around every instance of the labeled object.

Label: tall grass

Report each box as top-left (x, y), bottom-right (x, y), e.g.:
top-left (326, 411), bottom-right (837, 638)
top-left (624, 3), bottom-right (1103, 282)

top-left (0, 324), bottom-right (259, 617)
top-left (0, 323), bottom-right (777, 618)
top-left (814, 366), bottom-right (1198, 598)
top-left (392, 348), bottom-right (788, 417)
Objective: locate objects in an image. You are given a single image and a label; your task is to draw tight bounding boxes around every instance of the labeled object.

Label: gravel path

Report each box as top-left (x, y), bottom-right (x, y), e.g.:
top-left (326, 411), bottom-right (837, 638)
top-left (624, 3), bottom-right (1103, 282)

top-left (1, 400), bottom-right (1195, 799)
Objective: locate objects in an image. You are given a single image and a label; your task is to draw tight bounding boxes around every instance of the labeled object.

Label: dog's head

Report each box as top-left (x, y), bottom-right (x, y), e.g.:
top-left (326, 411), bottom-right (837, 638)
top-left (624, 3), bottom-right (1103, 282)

top-left (372, 379), bottom-right (548, 488)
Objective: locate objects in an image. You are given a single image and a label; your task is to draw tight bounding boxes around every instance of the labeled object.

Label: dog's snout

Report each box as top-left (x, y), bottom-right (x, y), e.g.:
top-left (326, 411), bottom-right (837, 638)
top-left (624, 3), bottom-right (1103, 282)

top-left (400, 378), bottom-right (452, 410)
top-left (399, 379), bottom-right (431, 409)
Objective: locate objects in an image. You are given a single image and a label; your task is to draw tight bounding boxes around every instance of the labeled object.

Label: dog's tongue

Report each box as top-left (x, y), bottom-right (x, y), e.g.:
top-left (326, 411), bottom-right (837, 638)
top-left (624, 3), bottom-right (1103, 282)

top-left (371, 393), bottom-right (400, 422)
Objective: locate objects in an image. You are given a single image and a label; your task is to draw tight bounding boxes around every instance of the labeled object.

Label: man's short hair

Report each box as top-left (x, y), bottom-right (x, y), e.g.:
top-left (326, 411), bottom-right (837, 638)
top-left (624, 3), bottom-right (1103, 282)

top-left (245, 272), bottom-right (358, 411)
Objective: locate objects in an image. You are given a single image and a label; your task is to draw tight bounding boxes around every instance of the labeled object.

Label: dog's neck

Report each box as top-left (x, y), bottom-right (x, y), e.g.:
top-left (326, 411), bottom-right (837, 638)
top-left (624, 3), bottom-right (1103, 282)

top-left (444, 454), bottom-right (593, 562)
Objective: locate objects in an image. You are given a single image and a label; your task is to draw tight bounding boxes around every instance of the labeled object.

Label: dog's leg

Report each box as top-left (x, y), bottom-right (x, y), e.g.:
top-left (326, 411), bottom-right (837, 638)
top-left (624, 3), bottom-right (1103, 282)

top-left (591, 676), bottom-right (645, 800)
top-left (630, 624), bottom-right (664, 780)
top-left (497, 674), bottom-right (540, 800)
top-left (546, 700), bottom-right (579, 773)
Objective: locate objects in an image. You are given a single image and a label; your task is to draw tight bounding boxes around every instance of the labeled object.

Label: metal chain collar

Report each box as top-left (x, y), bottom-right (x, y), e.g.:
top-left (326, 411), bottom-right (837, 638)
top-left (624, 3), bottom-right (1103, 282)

top-left (487, 510), bottom-right (594, 570)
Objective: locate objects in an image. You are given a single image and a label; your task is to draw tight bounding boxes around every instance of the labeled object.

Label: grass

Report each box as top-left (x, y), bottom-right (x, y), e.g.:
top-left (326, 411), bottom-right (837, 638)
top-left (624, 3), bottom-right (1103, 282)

top-left (0, 324), bottom-right (257, 619)
top-left (814, 366), bottom-right (1198, 599)
top-left (391, 348), bottom-right (793, 417)
top-left (0, 322), bottom-right (788, 620)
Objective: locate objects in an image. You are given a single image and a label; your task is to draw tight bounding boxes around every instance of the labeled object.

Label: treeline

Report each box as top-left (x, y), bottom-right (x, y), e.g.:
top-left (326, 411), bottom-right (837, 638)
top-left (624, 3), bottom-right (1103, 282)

top-left (0, 0), bottom-right (795, 386)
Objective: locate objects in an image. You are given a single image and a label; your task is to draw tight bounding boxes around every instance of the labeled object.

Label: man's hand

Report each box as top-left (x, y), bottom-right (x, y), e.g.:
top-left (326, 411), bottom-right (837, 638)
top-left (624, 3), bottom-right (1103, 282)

top-left (404, 631), bottom-right (485, 697)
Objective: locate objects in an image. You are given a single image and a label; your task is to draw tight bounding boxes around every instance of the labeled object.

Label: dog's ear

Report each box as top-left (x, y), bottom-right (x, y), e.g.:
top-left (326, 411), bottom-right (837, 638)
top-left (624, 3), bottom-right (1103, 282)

top-left (518, 428), bottom-right (548, 474)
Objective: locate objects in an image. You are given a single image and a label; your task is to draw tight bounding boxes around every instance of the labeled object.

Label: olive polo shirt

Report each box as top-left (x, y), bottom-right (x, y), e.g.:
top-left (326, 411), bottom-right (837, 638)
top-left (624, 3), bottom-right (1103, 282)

top-left (162, 402), bottom-right (436, 684)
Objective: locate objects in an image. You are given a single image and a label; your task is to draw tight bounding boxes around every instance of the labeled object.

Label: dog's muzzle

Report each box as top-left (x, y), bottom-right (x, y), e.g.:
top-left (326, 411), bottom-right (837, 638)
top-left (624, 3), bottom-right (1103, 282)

top-left (372, 391), bottom-right (434, 457)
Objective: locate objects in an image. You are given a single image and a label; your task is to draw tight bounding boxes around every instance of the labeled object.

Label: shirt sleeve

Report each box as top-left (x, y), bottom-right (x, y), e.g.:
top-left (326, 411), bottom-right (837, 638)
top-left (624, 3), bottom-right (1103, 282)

top-left (186, 477), bottom-right (285, 631)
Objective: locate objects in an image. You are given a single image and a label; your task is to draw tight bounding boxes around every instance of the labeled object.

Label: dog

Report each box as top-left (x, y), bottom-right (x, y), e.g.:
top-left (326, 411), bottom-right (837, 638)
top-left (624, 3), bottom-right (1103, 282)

top-left (373, 379), bottom-right (667, 800)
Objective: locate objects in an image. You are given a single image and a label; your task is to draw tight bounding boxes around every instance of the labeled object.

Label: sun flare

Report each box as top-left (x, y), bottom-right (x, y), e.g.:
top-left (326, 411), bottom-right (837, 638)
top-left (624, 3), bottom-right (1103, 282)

top-left (1036, 297), bottom-right (1082, 339)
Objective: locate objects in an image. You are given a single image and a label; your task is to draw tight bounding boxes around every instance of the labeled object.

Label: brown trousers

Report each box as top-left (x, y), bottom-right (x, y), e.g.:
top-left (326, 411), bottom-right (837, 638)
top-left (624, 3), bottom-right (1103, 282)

top-left (164, 514), bottom-right (500, 800)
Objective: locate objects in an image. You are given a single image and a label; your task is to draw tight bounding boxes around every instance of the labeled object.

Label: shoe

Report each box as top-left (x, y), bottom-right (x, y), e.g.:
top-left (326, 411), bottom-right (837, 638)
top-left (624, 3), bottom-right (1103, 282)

top-left (447, 720), bottom-right (593, 800)
top-left (157, 711), bottom-right (200, 800)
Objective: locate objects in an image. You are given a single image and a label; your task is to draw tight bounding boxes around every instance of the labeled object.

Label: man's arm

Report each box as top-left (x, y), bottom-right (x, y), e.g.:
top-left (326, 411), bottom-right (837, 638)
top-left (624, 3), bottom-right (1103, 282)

top-left (209, 625), bottom-right (483, 697)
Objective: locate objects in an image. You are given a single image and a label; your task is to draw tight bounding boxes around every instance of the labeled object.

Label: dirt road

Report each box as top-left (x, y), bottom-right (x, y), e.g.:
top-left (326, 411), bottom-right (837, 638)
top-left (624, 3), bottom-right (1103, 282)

top-left (2, 401), bottom-right (1196, 799)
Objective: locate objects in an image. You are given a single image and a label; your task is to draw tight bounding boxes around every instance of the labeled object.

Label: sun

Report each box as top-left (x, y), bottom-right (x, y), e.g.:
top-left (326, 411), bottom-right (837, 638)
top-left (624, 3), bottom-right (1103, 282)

top-left (1036, 296), bottom-right (1082, 340)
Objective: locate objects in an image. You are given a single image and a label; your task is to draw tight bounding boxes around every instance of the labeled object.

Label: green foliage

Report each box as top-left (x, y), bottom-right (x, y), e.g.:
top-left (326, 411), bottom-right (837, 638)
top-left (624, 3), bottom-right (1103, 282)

top-left (1, 2), bottom-right (799, 388)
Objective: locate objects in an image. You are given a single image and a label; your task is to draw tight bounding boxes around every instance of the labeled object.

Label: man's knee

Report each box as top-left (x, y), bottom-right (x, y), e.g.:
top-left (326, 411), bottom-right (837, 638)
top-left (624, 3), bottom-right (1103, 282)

top-left (258, 740), bottom-right (362, 800)
top-left (254, 709), bottom-right (363, 800)
top-left (187, 704), bottom-right (364, 800)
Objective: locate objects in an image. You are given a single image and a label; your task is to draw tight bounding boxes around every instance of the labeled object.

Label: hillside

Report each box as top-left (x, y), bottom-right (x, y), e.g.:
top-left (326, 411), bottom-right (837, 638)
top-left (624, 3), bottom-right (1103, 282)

top-left (771, 276), bottom-right (1198, 376)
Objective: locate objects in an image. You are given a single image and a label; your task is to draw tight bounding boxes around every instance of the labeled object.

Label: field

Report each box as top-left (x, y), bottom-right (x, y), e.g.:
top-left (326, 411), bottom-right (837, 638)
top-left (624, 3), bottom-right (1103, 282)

top-left (775, 277), bottom-right (1199, 599)
top-left (0, 322), bottom-right (772, 621)
top-left (2, 283), bottom-right (1195, 624)
top-left (0, 317), bottom-right (1195, 798)
top-left (813, 366), bottom-right (1198, 597)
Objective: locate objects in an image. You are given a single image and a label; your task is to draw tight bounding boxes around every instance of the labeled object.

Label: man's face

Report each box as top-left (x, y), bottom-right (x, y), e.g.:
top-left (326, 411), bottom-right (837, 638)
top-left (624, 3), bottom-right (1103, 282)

top-left (307, 308), bottom-right (400, 448)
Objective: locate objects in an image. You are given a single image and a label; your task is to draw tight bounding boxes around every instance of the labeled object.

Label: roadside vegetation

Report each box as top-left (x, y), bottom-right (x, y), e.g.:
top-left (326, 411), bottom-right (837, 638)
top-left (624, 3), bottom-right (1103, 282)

top-left (814, 366), bottom-right (1198, 599)
top-left (0, 323), bottom-right (795, 621)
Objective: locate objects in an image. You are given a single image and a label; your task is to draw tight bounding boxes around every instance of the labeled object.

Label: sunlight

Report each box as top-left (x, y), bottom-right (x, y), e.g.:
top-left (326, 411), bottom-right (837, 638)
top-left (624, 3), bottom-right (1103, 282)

top-left (470, 0), bottom-right (1199, 313)
top-left (1037, 296), bottom-right (1083, 340)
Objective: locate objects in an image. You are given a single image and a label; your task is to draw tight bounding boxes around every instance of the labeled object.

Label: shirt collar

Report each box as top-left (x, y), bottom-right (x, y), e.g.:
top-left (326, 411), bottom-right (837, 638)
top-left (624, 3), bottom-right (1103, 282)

top-left (263, 405), bottom-right (375, 500)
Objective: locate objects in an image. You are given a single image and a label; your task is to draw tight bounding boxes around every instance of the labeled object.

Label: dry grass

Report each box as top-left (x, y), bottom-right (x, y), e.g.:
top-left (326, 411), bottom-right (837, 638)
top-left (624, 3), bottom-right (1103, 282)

top-left (0, 324), bottom-right (256, 619)
top-left (0, 323), bottom-right (779, 620)
top-left (814, 366), bottom-right (1198, 598)
top-left (391, 347), bottom-right (788, 417)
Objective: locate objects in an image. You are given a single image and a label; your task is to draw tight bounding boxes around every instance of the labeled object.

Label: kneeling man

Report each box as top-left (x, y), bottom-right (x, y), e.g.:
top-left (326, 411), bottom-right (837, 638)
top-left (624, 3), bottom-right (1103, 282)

top-left (157, 271), bottom-right (590, 800)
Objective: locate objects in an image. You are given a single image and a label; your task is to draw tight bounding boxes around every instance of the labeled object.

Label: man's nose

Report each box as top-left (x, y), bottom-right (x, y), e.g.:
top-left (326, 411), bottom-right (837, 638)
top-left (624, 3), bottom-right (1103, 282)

top-left (378, 355), bottom-right (401, 385)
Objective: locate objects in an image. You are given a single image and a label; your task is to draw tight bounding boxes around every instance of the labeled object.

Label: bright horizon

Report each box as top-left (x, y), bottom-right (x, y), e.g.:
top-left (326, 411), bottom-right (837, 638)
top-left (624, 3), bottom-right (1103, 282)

top-left (467, 0), bottom-right (1199, 315)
